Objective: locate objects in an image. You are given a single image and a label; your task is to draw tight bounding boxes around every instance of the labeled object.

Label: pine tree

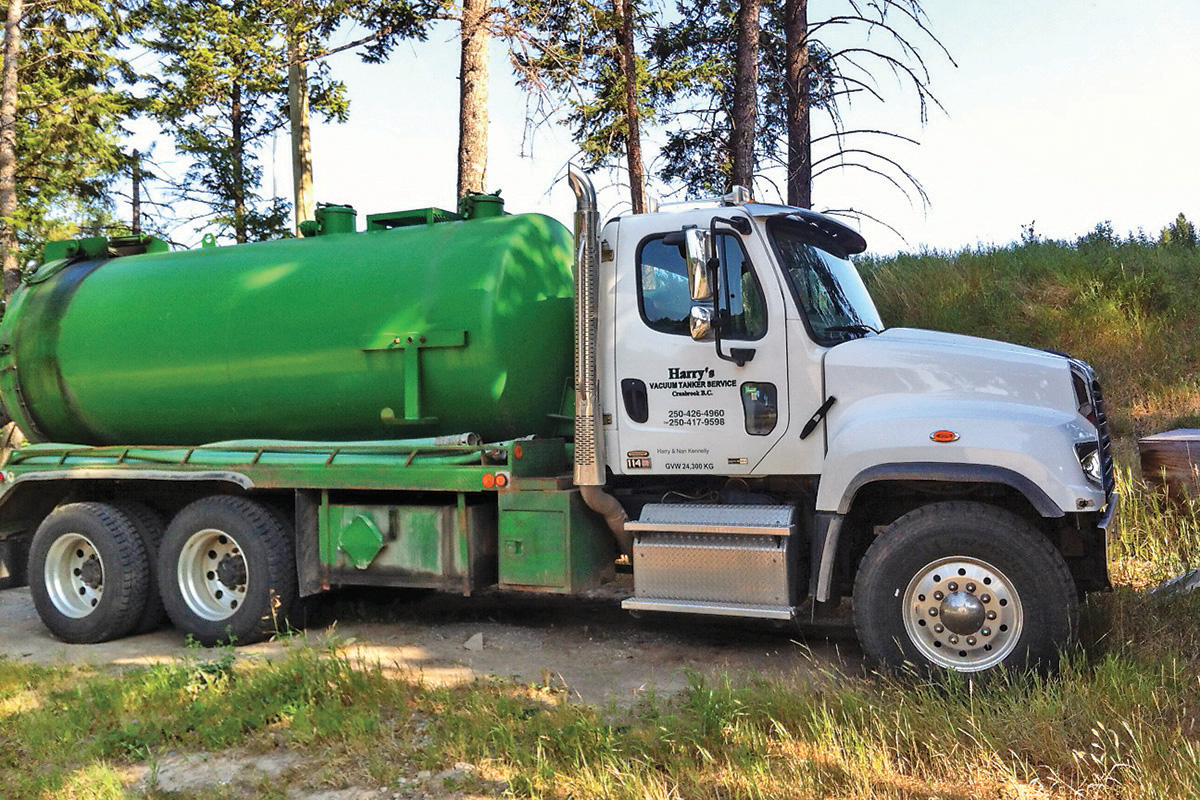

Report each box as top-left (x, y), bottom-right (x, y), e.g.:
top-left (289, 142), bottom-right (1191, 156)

top-left (139, 0), bottom-right (349, 244)
top-left (653, 0), bottom-right (948, 212)
top-left (0, 0), bottom-right (131, 296)
top-left (510, 0), bottom-right (663, 212)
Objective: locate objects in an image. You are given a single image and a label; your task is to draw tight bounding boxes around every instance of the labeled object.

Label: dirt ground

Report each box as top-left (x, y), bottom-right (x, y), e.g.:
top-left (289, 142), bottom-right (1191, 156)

top-left (0, 580), bottom-right (864, 797)
top-left (0, 577), bottom-right (863, 703)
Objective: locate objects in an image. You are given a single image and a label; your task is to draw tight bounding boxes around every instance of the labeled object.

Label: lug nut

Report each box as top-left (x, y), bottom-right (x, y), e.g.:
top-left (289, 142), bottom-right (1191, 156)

top-left (980, 594), bottom-right (991, 603)
top-left (966, 583), bottom-right (976, 593)
top-left (948, 634), bottom-right (959, 644)
top-left (981, 627), bottom-right (991, 636)
top-left (934, 591), bottom-right (944, 601)
top-left (929, 608), bottom-right (938, 616)
top-left (934, 624), bottom-right (944, 633)
top-left (987, 611), bottom-right (997, 620)
top-left (966, 636), bottom-right (976, 646)
top-left (948, 582), bottom-right (958, 591)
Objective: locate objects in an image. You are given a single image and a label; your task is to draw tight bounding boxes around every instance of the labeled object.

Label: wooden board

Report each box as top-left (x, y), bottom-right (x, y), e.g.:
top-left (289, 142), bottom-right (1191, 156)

top-left (1139, 429), bottom-right (1200, 496)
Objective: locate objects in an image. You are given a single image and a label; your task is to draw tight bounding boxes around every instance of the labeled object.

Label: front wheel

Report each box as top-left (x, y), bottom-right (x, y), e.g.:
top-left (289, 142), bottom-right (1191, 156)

top-left (159, 496), bottom-right (297, 646)
top-left (853, 501), bottom-right (1077, 674)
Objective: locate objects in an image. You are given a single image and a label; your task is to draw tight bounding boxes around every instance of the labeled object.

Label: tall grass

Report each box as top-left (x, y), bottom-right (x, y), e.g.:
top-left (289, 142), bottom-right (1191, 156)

top-left (3, 636), bottom-right (1198, 799)
top-left (861, 230), bottom-right (1200, 438)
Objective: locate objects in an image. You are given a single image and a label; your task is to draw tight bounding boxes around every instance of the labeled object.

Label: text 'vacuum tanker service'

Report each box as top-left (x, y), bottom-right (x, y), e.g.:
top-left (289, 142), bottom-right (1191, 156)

top-left (0, 170), bottom-right (1115, 673)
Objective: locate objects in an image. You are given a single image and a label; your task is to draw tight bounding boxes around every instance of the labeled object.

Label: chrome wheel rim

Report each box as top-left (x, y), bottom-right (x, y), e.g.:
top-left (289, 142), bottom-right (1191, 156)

top-left (902, 556), bottom-right (1023, 672)
top-left (177, 528), bottom-right (248, 621)
top-left (44, 533), bottom-right (105, 618)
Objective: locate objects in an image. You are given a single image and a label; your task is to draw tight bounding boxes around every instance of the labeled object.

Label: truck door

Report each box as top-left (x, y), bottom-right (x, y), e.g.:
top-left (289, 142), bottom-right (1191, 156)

top-left (612, 217), bottom-right (791, 476)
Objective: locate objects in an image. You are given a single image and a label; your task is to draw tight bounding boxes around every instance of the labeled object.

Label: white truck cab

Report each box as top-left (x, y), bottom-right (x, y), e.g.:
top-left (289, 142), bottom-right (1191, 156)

top-left (575, 178), bottom-right (1115, 673)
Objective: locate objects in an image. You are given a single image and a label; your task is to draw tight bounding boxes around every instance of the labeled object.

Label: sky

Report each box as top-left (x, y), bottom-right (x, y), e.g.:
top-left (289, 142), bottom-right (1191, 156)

top-left (257, 0), bottom-right (1199, 254)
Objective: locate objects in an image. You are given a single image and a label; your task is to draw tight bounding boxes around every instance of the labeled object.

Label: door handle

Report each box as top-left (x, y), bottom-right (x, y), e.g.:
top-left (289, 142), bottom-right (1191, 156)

top-left (621, 378), bottom-right (649, 423)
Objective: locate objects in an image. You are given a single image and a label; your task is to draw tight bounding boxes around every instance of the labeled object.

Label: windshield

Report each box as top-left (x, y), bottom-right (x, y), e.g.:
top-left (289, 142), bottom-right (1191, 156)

top-left (767, 217), bottom-right (884, 345)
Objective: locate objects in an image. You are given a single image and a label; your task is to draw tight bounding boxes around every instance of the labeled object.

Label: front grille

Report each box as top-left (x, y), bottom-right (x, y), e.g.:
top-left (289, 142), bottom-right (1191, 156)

top-left (1090, 375), bottom-right (1116, 500)
top-left (1071, 357), bottom-right (1115, 502)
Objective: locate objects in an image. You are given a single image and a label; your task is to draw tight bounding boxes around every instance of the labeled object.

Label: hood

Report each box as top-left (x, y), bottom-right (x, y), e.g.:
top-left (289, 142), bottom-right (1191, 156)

top-left (823, 327), bottom-right (1077, 414)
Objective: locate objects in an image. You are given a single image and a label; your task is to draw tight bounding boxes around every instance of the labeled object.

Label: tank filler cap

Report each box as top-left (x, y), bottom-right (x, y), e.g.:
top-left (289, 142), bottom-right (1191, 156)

top-left (458, 191), bottom-right (505, 220)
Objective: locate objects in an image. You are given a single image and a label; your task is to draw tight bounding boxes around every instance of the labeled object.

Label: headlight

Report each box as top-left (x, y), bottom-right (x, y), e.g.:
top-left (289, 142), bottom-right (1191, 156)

top-left (1075, 442), bottom-right (1103, 486)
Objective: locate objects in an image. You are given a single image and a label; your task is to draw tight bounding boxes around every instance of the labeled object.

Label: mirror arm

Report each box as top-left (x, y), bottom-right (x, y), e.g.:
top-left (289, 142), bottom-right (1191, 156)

top-left (710, 215), bottom-right (752, 236)
top-left (705, 216), bottom-right (755, 367)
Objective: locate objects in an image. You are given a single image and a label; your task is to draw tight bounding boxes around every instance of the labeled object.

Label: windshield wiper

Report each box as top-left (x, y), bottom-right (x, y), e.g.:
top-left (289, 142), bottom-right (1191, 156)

top-left (824, 323), bottom-right (880, 336)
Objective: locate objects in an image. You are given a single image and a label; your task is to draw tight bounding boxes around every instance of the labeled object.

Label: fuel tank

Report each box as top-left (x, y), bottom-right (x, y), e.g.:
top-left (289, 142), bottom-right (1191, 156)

top-left (0, 205), bottom-right (575, 446)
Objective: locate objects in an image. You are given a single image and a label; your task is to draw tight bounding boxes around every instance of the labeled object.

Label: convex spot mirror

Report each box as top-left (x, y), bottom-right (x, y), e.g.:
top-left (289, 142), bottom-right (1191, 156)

top-left (689, 305), bottom-right (714, 341)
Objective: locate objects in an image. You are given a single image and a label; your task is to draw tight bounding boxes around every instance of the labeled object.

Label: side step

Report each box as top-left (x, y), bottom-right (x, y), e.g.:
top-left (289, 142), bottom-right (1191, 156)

top-left (623, 598), bottom-right (794, 620)
top-left (621, 503), bottom-right (799, 620)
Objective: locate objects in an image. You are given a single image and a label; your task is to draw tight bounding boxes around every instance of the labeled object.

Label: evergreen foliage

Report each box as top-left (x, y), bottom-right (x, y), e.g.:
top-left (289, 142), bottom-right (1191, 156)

top-left (509, 0), bottom-right (668, 209)
top-left (136, 0), bottom-right (351, 244)
top-left (1159, 212), bottom-right (1196, 249)
top-left (9, 0), bottom-right (131, 264)
top-left (649, 0), bottom-right (837, 196)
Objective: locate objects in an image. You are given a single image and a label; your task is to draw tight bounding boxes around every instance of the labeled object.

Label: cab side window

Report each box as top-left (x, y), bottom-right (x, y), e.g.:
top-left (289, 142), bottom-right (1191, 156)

top-left (637, 233), bottom-right (766, 340)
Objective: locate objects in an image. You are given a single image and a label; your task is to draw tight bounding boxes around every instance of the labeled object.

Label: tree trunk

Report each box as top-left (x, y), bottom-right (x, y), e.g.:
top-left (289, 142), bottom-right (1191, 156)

top-left (131, 149), bottom-right (140, 235)
top-left (614, 0), bottom-right (645, 213)
top-left (0, 0), bottom-right (21, 299)
top-left (288, 42), bottom-right (314, 233)
top-left (730, 0), bottom-right (759, 191)
top-left (230, 80), bottom-right (246, 243)
top-left (784, 0), bottom-right (811, 208)
top-left (456, 0), bottom-right (489, 199)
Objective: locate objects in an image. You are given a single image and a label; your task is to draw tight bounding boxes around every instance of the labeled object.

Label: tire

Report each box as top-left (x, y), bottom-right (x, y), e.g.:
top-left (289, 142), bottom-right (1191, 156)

top-left (28, 502), bottom-right (150, 643)
top-left (112, 501), bottom-right (168, 635)
top-left (159, 495), bottom-right (297, 646)
top-left (853, 501), bottom-right (1078, 675)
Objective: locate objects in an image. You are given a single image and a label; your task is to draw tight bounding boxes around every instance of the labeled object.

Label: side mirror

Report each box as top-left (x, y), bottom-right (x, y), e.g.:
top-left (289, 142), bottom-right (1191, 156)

top-left (683, 228), bottom-right (714, 302)
top-left (689, 305), bottom-right (714, 341)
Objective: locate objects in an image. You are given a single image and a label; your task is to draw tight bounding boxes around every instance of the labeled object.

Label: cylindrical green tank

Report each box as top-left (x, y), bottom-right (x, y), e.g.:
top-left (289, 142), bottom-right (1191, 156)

top-left (0, 208), bottom-right (575, 446)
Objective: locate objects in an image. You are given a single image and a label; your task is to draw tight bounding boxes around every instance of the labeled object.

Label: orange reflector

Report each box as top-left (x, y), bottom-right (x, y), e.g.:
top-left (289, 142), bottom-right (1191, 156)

top-left (495, 473), bottom-right (509, 488)
top-left (513, 444), bottom-right (523, 459)
top-left (482, 474), bottom-right (496, 488)
top-left (930, 430), bottom-right (960, 443)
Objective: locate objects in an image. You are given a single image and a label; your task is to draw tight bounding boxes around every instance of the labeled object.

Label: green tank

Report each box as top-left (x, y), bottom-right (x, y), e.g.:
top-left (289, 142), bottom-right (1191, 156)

top-left (0, 202), bottom-right (575, 446)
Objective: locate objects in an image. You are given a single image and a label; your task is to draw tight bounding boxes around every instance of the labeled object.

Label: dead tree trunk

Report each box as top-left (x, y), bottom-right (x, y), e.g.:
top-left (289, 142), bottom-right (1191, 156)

top-left (457, 0), bottom-right (490, 199)
top-left (131, 149), bottom-right (141, 234)
top-left (230, 80), bottom-right (247, 243)
top-left (288, 41), bottom-right (314, 232)
top-left (730, 0), bottom-right (759, 191)
top-left (784, 0), bottom-right (811, 208)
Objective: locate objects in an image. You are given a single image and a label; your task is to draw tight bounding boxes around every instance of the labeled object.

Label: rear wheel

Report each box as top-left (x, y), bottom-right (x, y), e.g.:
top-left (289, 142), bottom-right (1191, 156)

top-left (29, 502), bottom-right (150, 643)
top-left (159, 496), bottom-right (297, 646)
top-left (853, 501), bottom-right (1077, 674)
top-left (112, 501), bottom-right (168, 635)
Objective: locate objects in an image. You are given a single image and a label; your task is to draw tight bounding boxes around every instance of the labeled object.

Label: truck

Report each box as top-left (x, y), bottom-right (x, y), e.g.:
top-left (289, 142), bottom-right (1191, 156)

top-left (0, 168), bottom-right (1115, 674)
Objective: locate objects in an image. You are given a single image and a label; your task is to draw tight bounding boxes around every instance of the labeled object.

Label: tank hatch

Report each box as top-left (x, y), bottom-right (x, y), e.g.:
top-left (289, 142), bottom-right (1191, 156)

top-left (366, 207), bottom-right (462, 230)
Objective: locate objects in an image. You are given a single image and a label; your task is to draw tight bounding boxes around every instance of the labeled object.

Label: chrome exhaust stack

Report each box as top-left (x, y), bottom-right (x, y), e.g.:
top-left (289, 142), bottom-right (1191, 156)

top-left (568, 165), bottom-right (605, 487)
top-left (567, 166), bottom-right (630, 555)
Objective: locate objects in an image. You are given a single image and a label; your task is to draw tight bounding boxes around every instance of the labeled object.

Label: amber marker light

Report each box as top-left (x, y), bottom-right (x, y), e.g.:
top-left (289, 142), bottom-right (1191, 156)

top-left (482, 474), bottom-right (496, 488)
top-left (495, 473), bottom-right (509, 488)
top-left (513, 444), bottom-right (523, 459)
top-left (930, 430), bottom-right (960, 443)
